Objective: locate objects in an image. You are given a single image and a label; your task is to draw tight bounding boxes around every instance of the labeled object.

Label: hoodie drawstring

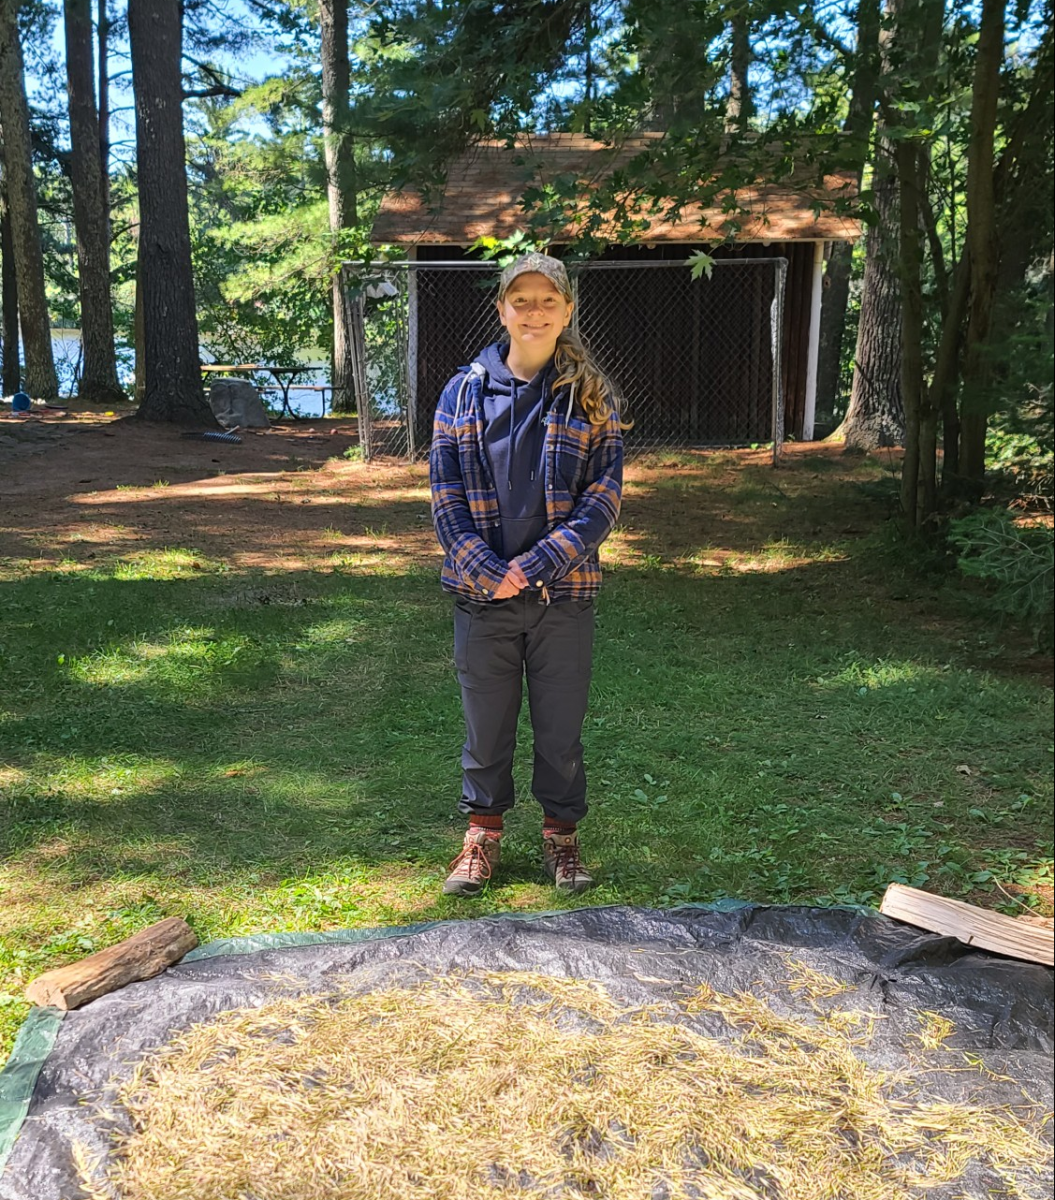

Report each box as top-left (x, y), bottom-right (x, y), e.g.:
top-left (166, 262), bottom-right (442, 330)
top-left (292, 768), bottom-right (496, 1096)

top-left (508, 377), bottom-right (515, 490)
top-left (454, 362), bottom-right (487, 422)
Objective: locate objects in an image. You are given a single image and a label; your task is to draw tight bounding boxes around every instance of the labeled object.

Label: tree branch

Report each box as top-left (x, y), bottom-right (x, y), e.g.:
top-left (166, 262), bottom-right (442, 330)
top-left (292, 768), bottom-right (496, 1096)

top-left (181, 53), bottom-right (241, 99)
top-left (183, 84), bottom-right (241, 99)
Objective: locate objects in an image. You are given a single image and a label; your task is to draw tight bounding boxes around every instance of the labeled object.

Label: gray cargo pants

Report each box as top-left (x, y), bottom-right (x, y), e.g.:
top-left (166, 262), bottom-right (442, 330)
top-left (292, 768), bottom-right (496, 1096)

top-left (453, 592), bottom-right (595, 825)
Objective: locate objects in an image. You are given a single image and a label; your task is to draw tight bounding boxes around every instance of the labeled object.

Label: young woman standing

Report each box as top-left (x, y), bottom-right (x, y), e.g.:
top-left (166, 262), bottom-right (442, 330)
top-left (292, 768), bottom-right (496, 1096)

top-left (429, 251), bottom-right (624, 896)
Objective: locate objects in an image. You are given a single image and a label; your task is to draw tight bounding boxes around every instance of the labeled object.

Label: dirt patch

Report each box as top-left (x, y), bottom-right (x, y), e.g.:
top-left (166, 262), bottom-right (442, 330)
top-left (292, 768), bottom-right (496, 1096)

top-left (0, 407), bottom-right (435, 574)
top-left (0, 408), bottom-right (890, 577)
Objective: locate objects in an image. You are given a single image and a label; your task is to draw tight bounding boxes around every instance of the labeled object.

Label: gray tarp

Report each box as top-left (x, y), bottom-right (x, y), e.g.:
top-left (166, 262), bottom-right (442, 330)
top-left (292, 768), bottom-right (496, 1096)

top-left (1, 904), bottom-right (1051, 1199)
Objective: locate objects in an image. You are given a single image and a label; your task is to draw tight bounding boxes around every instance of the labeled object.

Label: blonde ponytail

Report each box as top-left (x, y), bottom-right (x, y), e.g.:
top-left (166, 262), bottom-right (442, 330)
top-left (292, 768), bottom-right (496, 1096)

top-left (553, 330), bottom-right (633, 429)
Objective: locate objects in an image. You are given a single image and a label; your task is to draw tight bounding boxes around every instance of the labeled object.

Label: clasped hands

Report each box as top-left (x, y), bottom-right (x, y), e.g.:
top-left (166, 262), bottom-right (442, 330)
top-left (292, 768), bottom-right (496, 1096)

top-left (492, 560), bottom-right (530, 600)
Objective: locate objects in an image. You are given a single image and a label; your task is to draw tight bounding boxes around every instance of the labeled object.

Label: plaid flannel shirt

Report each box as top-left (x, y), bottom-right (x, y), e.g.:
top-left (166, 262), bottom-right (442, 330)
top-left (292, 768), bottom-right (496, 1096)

top-left (430, 363), bottom-right (623, 602)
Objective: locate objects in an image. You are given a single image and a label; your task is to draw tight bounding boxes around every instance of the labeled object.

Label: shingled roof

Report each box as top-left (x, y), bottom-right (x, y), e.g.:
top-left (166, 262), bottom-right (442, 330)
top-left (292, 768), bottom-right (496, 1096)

top-left (372, 132), bottom-right (860, 246)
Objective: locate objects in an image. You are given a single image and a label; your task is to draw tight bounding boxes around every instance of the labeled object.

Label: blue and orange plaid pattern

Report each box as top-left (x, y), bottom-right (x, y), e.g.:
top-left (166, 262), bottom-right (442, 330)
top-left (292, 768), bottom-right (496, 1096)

top-left (430, 364), bottom-right (623, 602)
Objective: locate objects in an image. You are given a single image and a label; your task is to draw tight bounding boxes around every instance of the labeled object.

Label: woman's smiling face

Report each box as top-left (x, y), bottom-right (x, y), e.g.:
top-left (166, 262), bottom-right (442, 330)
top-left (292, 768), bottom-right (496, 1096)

top-left (496, 272), bottom-right (573, 355)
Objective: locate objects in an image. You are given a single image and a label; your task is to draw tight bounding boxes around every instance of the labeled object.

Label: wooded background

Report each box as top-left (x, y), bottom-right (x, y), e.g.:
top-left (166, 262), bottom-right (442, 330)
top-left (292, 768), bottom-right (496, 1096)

top-left (0, 1), bottom-right (1052, 534)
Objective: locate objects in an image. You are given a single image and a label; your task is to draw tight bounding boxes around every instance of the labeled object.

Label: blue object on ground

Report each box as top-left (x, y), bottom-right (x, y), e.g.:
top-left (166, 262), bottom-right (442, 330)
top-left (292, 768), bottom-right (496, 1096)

top-left (10, 392), bottom-right (30, 413)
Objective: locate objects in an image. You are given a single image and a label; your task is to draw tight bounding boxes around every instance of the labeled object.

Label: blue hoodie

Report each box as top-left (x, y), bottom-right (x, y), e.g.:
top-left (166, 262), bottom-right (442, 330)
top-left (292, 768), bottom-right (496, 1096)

top-left (477, 342), bottom-right (551, 562)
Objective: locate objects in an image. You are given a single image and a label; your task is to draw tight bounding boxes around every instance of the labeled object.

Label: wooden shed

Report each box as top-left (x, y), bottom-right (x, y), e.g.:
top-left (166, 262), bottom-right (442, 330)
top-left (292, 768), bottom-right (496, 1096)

top-left (369, 133), bottom-right (859, 452)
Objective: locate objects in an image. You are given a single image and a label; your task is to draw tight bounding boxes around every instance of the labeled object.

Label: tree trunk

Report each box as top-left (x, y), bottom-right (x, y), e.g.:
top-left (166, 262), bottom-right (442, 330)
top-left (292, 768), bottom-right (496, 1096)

top-left (896, 138), bottom-right (935, 523)
top-left (133, 231), bottom-right (145, 403)
top-left (886, 0), bottom-right (944, 524)
top-left (957, 0), bottom-right (1005, 491)
top-left (816, 0), bottom-right (880, 420)
top-left (932, 250), bottom-right (970, 486)
top-left (127, 0), bottom-right (213, 425)
top-left (320, 0), bottom-right (357, 416)
top-left (98, 0), bottom-right (111, 244)
top-left (724, 14), bottom-right (752, 132)
top-left (816, 242), bottom-right (851, 423)
top-left (0, 0), bottom-right (59, 399)
top-left (1, 176), bottom-right (20, 394)
top-left (839, 138), bottom-right (905, 447)
top-left (64, 0), bottom-right (123, 404)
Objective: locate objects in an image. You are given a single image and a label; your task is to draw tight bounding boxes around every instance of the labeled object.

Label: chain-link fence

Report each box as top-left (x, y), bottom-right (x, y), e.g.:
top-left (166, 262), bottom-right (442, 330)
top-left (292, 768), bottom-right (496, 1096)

top-left (342, 258), bottom-right (788, 462)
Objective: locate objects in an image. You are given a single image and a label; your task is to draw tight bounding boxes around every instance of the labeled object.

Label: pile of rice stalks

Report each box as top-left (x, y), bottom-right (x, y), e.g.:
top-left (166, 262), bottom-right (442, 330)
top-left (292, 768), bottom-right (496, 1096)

top-left (77, 970), bottom-right (1049, 1200)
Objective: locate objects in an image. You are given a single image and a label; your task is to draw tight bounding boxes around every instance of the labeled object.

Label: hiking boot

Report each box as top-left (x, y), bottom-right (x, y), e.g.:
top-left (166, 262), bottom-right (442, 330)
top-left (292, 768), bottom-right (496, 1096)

top-left (443, 827), bottom-right (502, 896)
top-left (542, 830), bottom-right (594, 893)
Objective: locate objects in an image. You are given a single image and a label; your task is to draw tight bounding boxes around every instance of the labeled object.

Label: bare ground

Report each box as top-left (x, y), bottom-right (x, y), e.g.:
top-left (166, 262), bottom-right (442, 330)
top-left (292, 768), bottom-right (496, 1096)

top-left (0, 404), bottom-right (896, 574)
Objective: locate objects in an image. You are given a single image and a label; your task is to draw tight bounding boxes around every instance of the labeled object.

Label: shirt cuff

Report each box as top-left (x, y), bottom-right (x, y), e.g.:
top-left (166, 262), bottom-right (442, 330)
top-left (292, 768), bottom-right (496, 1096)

top-left (471, 556), bottom-right (509, 598)
top-left (515, 544), bottom-right (559, 589)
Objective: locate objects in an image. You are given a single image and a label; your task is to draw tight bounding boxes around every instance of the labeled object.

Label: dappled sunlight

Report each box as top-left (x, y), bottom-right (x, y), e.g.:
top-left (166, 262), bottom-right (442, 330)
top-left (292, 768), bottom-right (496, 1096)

top-left (75, 476), bottom-right (311, 504)
top-left (13, 755), bottom-right (183, 801)
top-left (51, 523), bottom-right (143, 545)
top-left (603, 523), bottom-right (848, 575)
top-left (67, 652), bottom-right (151, 688)
top-left (65, 632), bottom-right (253, 689)
top-left (300, 618), bottom-right (371, 645)
top-left (1, 417), bottom-right (895, 575)
top-left (812, 659), bottom-right (953, 692)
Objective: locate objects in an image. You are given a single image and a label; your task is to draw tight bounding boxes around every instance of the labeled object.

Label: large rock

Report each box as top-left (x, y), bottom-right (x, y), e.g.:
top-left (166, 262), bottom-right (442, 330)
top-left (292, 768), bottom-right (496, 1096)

top-left (208, 379), bottom-right (270, 429)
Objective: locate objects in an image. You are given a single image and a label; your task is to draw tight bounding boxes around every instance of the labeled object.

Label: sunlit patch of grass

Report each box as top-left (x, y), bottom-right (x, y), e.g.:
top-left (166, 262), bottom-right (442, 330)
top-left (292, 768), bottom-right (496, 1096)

top-left (110, 547), bottom-right (229, 580)
top-left (327, 550), bottom-right (366, 568)
top-left (12, 755), bottom-right (181, 800)
top-left (813, 659), bottom-right (940, 691)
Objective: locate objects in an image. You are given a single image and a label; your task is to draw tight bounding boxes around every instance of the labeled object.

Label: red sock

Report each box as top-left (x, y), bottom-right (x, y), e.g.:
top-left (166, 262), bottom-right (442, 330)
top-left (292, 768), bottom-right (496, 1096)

top-left (469, 814), bottom-right (504, 832)
top-left (543, 820), bottom-right (577, 836)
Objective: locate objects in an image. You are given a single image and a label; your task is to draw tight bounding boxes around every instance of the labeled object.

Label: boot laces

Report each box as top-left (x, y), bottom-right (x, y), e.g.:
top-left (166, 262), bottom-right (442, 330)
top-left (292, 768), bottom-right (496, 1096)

top-left (551, 837), bottom-right (584, 878)
top-left (449, 834), bottom-right (496, 880)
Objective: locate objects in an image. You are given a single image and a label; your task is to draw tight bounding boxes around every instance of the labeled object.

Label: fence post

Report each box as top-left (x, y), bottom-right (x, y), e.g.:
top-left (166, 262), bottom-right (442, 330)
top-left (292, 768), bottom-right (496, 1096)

top-left (771, 258), bottom-right (788, 465)
top-left (344, 271), bottom-right (372, 460)
top-left (404, 267), bottom-right (418, 459)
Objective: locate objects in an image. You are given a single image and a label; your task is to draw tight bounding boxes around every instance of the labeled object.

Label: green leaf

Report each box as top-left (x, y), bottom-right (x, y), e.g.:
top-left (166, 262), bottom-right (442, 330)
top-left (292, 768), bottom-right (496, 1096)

top-left (686, 251), bottom-right (715, 281)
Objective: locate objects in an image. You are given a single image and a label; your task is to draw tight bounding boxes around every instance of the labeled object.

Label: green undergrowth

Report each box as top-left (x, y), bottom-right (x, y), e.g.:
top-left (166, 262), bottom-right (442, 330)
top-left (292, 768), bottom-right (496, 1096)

top-left (1, 475), bottom-right (1052, 1065)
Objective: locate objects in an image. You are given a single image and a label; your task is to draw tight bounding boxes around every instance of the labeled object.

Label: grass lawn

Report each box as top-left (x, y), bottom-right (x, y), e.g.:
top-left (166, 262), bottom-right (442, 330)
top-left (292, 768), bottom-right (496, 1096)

top-left (1, 427), bottom-right (1052, 1065)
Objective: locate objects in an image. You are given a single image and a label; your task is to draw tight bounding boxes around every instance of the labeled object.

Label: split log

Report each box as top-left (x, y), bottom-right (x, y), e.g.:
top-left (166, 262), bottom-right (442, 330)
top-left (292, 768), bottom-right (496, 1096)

top-left (880, 883), bottom-right (1054, 967)
top-left (25, 917), bottom-right (198, 1010)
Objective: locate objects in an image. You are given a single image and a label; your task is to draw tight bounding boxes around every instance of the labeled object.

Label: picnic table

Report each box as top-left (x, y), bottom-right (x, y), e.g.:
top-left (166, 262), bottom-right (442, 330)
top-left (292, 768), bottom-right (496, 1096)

top-left (200, 363), bottom-right (331, 420)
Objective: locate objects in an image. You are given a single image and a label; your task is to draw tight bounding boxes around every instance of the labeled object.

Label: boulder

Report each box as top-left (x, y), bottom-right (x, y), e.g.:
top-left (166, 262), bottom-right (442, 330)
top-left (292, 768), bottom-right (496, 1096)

top-left (208, 379), bottom-right (270, 429)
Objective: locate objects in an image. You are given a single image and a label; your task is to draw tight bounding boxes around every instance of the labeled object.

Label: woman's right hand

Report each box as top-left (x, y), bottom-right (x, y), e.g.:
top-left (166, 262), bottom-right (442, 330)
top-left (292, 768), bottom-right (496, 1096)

top-left (492, 562), bottom-right (529, 599)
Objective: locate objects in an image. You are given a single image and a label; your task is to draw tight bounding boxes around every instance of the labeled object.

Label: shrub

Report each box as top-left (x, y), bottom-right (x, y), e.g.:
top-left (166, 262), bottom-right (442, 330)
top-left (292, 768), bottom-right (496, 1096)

top-left (949, 509), bottom-right (1054, 650)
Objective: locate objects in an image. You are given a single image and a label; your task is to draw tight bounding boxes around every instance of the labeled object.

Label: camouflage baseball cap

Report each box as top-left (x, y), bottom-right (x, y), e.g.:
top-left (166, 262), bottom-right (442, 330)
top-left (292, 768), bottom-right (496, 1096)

top-left (498, 251), bottom-right (573, 300)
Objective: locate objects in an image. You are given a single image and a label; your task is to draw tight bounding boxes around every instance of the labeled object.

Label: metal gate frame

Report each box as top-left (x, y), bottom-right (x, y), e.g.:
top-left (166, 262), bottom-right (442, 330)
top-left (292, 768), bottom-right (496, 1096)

top-left (343, 257), bottom-right (788, 464)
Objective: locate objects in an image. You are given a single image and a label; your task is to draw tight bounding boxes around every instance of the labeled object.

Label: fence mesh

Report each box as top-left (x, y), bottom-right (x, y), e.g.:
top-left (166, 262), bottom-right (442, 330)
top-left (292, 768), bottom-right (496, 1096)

top-left (342, 258), bottom-right (787, 462)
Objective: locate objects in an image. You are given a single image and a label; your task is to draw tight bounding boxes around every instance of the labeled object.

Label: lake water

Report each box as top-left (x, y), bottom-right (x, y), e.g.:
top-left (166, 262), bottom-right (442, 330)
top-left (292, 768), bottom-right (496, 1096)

top-left (36, 331), bottom-right (332, 419)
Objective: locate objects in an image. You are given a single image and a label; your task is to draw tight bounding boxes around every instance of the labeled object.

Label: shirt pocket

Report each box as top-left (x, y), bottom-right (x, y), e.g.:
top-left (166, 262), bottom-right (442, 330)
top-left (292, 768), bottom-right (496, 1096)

top-left (555, 417), bottom-right (593, 488)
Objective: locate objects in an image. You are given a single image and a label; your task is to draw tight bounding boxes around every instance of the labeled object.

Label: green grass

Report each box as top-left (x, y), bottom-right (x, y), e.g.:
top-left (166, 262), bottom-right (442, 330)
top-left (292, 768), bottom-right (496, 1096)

top-left (1, 470), bottom-right (1052, 1066)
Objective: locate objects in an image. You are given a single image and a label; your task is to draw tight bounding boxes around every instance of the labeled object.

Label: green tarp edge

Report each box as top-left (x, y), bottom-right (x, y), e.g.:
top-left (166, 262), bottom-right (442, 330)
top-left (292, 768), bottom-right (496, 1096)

top-left (0, 1006), bottom-right (64, 1177)
top-left (3, 896), bottom-right (851, 1180)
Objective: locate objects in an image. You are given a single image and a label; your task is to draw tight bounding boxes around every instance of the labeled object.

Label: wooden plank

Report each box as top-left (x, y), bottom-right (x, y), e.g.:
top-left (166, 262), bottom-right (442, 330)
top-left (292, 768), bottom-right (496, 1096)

top-left (880, 884), bottom-right (1054, 967)
top-left (25, 917), bottom-right (198, 1011)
